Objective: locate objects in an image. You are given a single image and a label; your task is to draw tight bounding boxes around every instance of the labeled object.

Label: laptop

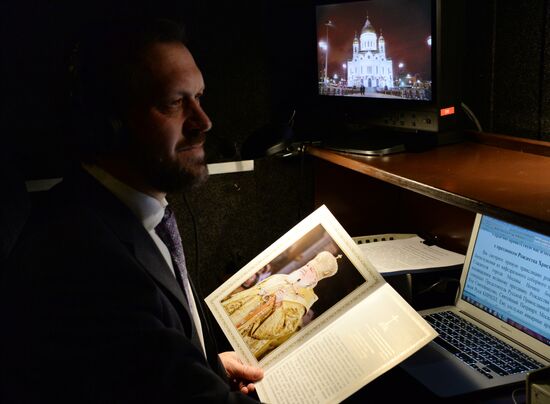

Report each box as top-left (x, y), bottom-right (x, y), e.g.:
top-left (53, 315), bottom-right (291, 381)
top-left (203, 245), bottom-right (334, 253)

top-left (400, 213), bottom-right (550, 397)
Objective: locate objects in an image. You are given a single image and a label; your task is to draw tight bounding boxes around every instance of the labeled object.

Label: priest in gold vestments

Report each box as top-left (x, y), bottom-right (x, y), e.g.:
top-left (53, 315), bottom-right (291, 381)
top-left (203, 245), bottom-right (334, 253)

top-left (222, 251), bottom-right (340, 359)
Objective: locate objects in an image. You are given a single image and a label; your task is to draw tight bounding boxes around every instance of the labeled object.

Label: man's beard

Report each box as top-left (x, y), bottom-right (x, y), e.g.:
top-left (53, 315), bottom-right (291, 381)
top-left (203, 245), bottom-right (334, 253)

top-left (142, 152), bottom-right (209, 194)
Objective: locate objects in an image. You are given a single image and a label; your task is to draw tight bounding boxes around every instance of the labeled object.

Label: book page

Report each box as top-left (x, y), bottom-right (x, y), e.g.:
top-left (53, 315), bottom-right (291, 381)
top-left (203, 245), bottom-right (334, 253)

top-left (256, 283), bottom-right (436, 403)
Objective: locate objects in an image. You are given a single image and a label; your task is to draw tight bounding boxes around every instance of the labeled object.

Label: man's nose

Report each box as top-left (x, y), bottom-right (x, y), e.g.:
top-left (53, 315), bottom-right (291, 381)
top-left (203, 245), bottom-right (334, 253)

top-left (186, 103), bottom-right (212, 134)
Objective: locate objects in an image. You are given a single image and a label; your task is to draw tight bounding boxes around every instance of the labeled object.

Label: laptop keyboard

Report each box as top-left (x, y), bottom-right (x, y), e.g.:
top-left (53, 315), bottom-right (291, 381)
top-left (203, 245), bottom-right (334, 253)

top-left (424, 311), bottom-right (544, 379)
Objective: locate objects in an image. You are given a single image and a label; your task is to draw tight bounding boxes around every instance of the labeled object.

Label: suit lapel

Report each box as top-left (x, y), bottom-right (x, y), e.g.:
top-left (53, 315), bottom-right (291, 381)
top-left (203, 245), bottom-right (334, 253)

top-left (68, 168), bottom-right (192, 319)
top-left (131, 233), bottom-right (191, 313)
top-left (123, 204), bottom-right (205, 355)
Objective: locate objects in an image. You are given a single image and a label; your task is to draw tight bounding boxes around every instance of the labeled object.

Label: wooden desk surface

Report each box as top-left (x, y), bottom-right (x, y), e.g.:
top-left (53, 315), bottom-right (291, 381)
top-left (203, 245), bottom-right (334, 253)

top-left (307, 134), bottom-right (550, 234)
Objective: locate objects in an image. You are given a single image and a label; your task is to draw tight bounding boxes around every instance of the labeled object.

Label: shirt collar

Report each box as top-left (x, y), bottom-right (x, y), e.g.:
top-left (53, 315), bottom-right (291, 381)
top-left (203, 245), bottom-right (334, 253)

top-left (82, 164), bottom-right (168, 231)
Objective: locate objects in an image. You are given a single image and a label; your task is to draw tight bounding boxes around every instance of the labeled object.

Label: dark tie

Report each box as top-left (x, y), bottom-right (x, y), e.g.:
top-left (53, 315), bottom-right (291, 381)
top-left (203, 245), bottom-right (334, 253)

top-left (154, 206), bottom-right (191, 302)
top-left (155, 206), bottom-right (206, 354)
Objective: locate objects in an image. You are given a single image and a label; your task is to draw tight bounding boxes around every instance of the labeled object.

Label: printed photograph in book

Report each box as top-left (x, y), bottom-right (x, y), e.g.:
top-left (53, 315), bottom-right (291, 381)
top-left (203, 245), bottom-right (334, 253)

top-left (220, 224), bottom-right (366, 360)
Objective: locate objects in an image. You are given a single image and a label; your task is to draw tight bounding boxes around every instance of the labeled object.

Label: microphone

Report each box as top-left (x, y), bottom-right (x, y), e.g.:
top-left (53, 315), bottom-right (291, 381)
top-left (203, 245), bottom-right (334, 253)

top-left (240, 109), bottom-right (299, 160)
top-left (240, 123), bottom-right (294, 160)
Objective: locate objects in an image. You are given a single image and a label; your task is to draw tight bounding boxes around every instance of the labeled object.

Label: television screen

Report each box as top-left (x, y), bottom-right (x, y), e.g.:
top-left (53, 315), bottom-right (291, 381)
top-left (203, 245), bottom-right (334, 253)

top-left (316, 0), bottom-right (433, 102)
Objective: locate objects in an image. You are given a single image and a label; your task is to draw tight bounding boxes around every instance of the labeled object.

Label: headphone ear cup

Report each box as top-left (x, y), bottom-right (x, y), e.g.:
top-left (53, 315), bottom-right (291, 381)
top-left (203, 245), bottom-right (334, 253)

top-left (69, 99), bottom-right (126, 158)
top-left (107, 117), bottom-right (128, 152)
top-left (109, 117), bottom-right (124, 139)
top-left (109, 118), bottom-right (123, 136)
top-left (69, 47), bottom-right (127, 158)
top-left (83, 114), bottom-right (126, 155)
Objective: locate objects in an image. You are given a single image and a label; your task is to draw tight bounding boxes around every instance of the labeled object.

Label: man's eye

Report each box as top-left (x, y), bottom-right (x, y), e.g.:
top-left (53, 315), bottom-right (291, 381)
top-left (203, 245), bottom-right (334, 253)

top-left (170, 99), bottom-right (183, 106)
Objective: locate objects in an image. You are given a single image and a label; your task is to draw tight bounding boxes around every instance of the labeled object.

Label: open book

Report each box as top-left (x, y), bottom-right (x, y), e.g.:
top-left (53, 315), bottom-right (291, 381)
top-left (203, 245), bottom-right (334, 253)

top-left (205, 205), bottom-right (437, 403)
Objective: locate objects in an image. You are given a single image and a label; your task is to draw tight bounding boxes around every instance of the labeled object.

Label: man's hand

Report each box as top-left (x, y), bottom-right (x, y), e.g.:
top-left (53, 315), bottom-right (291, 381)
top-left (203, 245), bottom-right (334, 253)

top-left (219, 351), bottom-right (264, 395)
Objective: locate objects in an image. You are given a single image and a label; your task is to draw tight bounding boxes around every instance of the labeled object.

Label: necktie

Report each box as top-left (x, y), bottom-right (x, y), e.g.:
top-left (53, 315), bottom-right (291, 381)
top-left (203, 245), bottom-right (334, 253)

top-left (154, 206), bottom-right (191, 301)
top-left (155, 206), bottom-right (206, 355)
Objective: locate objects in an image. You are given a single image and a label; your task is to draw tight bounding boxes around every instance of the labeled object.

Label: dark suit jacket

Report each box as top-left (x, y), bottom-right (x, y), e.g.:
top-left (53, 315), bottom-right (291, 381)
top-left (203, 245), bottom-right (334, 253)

top-left (0, 168), bottom-right (259, 404)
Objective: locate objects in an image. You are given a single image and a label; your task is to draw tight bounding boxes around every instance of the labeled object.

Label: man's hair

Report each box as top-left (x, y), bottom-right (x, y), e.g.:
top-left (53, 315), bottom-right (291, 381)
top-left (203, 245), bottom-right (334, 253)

top-left (69, 17), bottom-right (187, 162)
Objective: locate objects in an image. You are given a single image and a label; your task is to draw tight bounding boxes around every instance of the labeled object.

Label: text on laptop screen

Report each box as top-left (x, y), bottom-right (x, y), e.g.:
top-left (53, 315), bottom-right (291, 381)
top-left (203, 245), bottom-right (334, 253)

top-left (462, 216), bottom-right (550, 346)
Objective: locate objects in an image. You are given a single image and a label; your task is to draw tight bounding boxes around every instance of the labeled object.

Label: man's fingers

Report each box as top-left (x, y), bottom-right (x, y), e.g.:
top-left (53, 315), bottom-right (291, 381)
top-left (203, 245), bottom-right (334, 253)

top-left (231, 361), bottom-right (264, 381)
top-left (239, 382), bottom-right (256, 395)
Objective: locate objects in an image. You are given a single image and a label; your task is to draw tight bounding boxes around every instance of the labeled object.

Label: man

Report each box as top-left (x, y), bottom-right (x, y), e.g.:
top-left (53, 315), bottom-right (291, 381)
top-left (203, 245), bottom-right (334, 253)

top-left (1, 18), bottom-right (263, 403)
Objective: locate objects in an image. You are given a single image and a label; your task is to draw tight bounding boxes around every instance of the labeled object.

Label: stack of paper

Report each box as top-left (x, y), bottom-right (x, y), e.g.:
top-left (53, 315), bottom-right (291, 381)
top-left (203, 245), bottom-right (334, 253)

top-left (357, 235), bottom-right (465, 275)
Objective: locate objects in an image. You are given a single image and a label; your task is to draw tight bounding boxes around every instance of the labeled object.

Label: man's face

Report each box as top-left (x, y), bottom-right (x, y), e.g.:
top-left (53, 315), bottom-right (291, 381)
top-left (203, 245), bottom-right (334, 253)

top-left (124, 42), bottom-right (212, 193)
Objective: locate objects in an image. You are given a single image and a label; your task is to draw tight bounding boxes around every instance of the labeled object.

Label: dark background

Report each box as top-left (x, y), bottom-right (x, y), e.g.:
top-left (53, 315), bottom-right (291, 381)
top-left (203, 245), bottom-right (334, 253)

top-left (1, 0), bottom-right (549, 301)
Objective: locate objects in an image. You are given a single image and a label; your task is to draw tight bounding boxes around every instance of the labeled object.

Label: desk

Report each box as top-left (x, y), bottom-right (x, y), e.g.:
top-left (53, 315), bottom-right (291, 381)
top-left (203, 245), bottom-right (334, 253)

top-left (307, 131), bottom-right (550, 403)
top-left (308, 131), bottom-right (550, 252)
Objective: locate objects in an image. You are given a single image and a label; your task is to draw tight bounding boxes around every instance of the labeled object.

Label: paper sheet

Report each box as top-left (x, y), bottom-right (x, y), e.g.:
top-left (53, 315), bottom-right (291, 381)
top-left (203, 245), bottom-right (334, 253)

top-left (358, 236), bottom-right (465, 274)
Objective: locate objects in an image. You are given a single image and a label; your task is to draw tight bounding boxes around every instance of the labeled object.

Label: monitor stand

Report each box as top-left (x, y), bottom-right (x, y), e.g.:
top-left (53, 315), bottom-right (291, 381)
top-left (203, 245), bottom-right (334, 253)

top-left (320, 131), bottom-right (406, 156)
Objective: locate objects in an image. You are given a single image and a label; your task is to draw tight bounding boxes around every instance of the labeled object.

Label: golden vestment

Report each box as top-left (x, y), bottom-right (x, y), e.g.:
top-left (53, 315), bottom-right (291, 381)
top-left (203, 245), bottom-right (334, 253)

top-left (222, 274), bottom-right (317, 359)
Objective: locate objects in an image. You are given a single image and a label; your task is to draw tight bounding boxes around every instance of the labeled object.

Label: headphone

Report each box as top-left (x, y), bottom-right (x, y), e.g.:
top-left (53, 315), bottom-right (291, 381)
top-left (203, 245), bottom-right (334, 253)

top-left (68, 39), bottom-right (128, 161)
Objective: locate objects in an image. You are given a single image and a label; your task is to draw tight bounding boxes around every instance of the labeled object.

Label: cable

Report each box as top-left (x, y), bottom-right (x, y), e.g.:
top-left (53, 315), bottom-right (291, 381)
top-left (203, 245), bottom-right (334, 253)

top-left (488, 0), bottom-right (497, 132)
top-left (287, 109), bottom-right (296, 127)
top-left (461, 102), bottom-right (483, 132)
top-left (416, 277), bottom-right (461, 299)
top-left (537, 0), bottom-right (549, 138)
top-left (511, 387), bottom-right (525, 404)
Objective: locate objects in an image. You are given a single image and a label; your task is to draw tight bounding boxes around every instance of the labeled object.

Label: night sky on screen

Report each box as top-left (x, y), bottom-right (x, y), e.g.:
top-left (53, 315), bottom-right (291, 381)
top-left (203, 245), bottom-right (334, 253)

top-left (316, 0), bottom-right (432, 81)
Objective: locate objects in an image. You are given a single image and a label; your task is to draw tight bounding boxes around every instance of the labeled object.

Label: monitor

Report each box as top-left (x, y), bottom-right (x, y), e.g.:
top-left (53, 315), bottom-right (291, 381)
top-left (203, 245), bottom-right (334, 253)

top-left (310, 0), bottom-right (464, 155)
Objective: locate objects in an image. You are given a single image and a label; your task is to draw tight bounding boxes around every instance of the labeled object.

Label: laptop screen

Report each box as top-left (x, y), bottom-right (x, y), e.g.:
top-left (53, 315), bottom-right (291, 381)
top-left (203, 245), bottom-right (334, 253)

top-left (461, 215), bottom-right (550, 346)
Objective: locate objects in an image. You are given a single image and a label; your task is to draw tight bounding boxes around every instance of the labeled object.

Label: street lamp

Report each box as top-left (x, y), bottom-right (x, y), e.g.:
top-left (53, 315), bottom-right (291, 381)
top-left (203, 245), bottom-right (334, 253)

top-left (319, 41), bottom-right (327, 82)
top-left (323, 20), bottom-right (334, 83)
top-left (397, 62), bottom-right (405, 86)
top-left (342, 63), bottom-right (347, 84)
